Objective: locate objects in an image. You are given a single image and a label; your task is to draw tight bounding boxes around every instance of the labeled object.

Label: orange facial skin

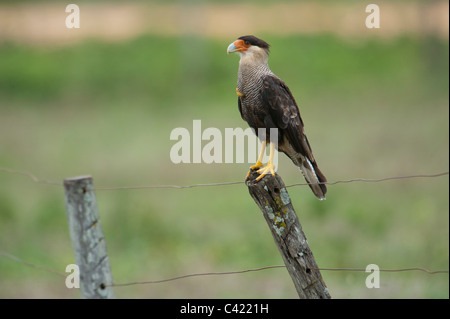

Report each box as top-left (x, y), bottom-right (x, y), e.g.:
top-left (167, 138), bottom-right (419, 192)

top-left (232, 39), bottom-right (251, 52)
top-left (227, 39), bottom-right (251, 54)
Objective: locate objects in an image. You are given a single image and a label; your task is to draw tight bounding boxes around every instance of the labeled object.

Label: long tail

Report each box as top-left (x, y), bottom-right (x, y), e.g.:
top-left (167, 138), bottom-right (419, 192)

top-left (294, 156), bottom-right (327, 200)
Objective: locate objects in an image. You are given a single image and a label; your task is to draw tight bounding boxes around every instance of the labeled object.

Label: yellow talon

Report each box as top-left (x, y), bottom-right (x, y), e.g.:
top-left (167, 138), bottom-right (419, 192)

top-left (236, 88), bottom-right (245, 97)
top-left (245, 160), bottom-right (264, 180)
top-left (250, 160), bottom-right (264, 171)
top-left (255, 161), bottom-right (276, 181)
top-left (245, 140), bottom-right (276, 182)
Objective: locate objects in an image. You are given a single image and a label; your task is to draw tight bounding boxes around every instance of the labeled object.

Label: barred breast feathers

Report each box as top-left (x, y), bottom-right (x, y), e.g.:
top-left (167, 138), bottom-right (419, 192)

top-left (237, 62), bottom-right (273, 100)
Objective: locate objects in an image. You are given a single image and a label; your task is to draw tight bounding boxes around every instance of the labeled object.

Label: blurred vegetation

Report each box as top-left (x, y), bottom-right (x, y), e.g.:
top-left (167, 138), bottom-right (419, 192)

top-left (0, 33), bottom-right (448, 298)
top-left (0, 0), bottom-right (434, 3)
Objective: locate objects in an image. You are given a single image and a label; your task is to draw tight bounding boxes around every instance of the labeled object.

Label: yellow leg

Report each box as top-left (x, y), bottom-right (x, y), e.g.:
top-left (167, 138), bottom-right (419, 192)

top-left (236, 88), bottom-right (245, 97)
top-left (255, 142), bottom-right (276, 181)
top-left (245, 141), bottom-right (266, 179)
top-left (251, 140), bottom-right (266, 170)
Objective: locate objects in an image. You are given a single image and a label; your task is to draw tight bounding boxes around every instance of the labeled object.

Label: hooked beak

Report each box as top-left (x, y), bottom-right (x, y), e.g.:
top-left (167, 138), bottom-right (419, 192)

top-left (227, 40), bottom-right (247, 54)
top-left (227, 42), bottom-right (237, 54)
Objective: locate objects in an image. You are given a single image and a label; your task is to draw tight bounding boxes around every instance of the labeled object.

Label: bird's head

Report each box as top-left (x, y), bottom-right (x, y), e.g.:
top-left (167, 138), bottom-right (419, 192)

top-left (227, 35), bottom-right (270, 63)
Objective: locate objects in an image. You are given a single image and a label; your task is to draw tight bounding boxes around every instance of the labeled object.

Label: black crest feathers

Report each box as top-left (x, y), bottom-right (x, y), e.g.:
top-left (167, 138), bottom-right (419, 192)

top-left (238, 35), bottom-right (270, 50)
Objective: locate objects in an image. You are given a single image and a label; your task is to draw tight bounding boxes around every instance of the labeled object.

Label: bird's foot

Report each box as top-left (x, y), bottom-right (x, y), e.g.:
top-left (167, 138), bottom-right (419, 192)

top-left (255, 162), bottom-right (276, 181)
top-left (236, 88), bottom-right (245, 98)
top-left (250, 160), bottom-right (264, 171)
top-left (245, 161), bottom-right (264, 180)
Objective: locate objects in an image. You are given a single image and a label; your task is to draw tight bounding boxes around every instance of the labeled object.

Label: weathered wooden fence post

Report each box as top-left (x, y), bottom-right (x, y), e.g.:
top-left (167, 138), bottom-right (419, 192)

top-left (246, 171), bottom-right (331, 299)
top-left (63, 175), bottom-right (114, 299)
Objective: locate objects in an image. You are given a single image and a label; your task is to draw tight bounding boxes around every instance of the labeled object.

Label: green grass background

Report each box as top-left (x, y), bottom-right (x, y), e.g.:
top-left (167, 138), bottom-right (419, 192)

top-left (0, 32), bottom-right (448, 298)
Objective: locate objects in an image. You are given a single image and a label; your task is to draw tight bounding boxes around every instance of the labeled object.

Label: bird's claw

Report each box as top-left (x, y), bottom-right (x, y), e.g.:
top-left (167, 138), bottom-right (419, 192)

top-left (255, 162), bottom-right (276, 181)
top-left (250, 161), bottom-right (264, 171)
top-left (245, 161), bottom-right (264, 180)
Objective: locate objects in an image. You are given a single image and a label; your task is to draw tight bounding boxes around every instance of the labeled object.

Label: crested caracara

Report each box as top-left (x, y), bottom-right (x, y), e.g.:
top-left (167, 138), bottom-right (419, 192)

top-left (227, 35), bottom-right (327, 200)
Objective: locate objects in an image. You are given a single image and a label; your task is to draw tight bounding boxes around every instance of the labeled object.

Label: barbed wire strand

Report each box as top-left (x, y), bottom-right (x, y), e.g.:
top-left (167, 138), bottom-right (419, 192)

top-left (0, 251), bottom-right (66, 277)
top-left (1, 167), bottom-right (448, 191)
top-left (107, 267), bottom-right (449, 288)
top-left (0, 251), bottom-right (447, 289)
top-left (106, 265), bottom-right (287, 287)
top-left (0, 168), bottom-right (62, 186)
top-left (308, 267), bottom-right (449, 275)
top-left (287, 171), bottom-right (449, 187)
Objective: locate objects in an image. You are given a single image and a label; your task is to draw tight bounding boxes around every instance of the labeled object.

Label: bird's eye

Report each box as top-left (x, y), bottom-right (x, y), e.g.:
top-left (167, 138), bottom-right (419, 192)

top-left (245, 41), bottom-right (250, 46)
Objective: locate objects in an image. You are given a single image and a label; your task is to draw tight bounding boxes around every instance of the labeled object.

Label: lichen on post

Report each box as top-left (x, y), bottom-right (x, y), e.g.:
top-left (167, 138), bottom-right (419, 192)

top-left (246, 171), bottom-right (331, 299)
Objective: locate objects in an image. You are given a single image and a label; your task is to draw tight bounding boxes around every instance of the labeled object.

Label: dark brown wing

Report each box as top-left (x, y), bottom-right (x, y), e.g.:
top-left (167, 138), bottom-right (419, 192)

top-left (260, 75), bottom-right (327, 199)
top-left (260, 75), bottom-right (315, 161)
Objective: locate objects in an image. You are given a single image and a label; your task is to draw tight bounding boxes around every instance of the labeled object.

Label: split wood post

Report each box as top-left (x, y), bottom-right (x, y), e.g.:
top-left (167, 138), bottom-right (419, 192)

top-left (63, 175), bottom-right (114, 299)
top-left (246, 171), bottom-right (331, 299)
